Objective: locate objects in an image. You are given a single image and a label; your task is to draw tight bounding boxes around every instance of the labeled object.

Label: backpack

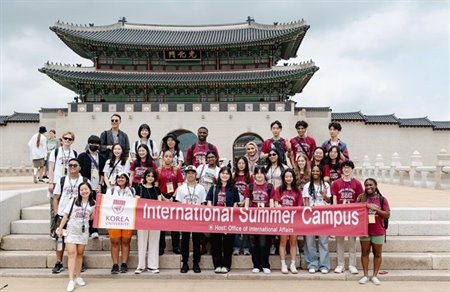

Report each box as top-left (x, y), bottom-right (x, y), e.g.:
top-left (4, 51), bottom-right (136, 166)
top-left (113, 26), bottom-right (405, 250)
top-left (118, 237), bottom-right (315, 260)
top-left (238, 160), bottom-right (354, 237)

top-left (135, 140), bottom-right (154, 154)
top-left (191, 142), bottom-right (214, 153)
top-left (380, 194), bottom-right (389, 230)
top-left (249, 182), bottom-right (273, 202)
top-left (54, 147), bottom-right (78, 161)
top-left (59, 176), bottom-right (89, 195)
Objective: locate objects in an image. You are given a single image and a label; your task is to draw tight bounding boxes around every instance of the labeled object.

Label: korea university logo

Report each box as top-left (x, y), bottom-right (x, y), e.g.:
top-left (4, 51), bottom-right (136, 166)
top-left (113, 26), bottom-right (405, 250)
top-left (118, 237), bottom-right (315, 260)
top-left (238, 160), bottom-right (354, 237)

top-left (112, 199), bottom-right (126, 214)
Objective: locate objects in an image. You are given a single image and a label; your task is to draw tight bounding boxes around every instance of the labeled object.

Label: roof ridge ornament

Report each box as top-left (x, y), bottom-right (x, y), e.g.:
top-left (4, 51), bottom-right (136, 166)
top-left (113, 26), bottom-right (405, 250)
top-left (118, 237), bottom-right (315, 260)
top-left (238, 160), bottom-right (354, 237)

top-left (118, 17), bottom-right (127, 26)
top-left (246, 16), bottom-right (255, 25)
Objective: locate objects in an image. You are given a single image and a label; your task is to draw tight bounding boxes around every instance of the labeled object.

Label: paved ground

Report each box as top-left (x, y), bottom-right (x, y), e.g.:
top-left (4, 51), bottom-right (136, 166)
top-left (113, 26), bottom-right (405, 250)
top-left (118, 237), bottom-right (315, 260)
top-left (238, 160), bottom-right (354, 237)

top-left (1, 176), bottom-right (448, 208)
top-left (0, 278), bottom-right (449, 292)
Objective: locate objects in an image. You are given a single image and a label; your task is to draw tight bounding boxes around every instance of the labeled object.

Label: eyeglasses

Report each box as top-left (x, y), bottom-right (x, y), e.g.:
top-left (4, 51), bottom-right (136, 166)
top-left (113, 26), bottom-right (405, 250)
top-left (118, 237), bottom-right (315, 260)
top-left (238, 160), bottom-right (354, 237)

top-left (111, 119), bottom-right (120, 122)
top-left (68, 164), bottom-right (79, 168)
top-left (269, 153), bottom-right (278, 157)
top-left (63, 137), bottom-right (73, 141)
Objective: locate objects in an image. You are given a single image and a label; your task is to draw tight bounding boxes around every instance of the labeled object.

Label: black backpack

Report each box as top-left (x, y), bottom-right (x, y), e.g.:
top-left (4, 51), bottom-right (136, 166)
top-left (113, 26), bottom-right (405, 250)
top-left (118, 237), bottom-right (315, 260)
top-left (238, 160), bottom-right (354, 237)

top-left (59, 176), bottom-right (89, 195)
top-left (54, 147), bottom-right (78, 160)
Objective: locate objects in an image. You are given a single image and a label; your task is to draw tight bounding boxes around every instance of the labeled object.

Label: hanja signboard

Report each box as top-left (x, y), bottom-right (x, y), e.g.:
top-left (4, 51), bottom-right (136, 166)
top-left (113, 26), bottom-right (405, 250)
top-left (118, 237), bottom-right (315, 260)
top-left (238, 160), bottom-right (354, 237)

top-left (93, 194), bottom-right (368, 236)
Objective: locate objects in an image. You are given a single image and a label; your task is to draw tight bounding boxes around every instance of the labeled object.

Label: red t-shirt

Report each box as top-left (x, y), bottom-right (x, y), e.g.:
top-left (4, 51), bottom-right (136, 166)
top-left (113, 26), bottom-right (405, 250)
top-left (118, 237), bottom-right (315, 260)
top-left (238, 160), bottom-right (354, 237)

top-left (329, 162), bottom-right (342, 182)
top-left (186, 143), bottom-right (219, 167)
top-left (260, 138), bottom-right (288, 154)
top-left (331, 178), bottom-right (363, 204)
top-left (246, 182), bottom-right (272, 207)
top-left (157, 166), bottom-right (184, 195)
top-left (130, 161), bottom-right (157, 184)
top-left (273, 187), bottom-right (302, 207)
top-left (234, 174), bottom-right (253, 197)
top-left (366, 195), bottom-right (390, 236)
top-left (290, 136), bottom-right (316, 160)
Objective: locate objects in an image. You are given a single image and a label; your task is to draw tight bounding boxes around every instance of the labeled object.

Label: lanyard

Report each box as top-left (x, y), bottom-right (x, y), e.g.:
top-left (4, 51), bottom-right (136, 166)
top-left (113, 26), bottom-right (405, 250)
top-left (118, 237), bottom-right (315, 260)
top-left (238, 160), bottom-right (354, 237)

top-left (68, 176), bottom-right (80, 198)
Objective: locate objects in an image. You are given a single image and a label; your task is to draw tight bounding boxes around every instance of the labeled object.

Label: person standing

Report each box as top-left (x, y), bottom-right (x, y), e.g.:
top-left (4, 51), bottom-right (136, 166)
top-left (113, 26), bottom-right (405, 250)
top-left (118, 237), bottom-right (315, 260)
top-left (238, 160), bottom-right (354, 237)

top-left (160, 133), bottom-right (184, 169)
top-left (197, 150), bottom-right (220, 193)
top-left (322, 122), bottom-right (349, 160)
top-left (357, 178), bottom-right (391, 285)
top-left (100, 114), bottom-right (130, 159)
top-left (103, 144), bottom-right (130, 190)
top-left (186, 126), bottom-right (219, 167)
top-left (56, 182), bottom-right (95, 292)
top-left (51, 158), bottom-right (88, 274)
top-left (244, 141), bottom-right (261, 173)
top-left (129, 144), bottom-right (157, 190)
top-left (45, 129), bottom-right (59, 179)
top-left (175, 165), bottom-right (207, 273)
top-left (77, 135), bottom-right (106, 238)
top-left (135, 168), bottom-right (162, 274)
top-left (290, 120), bottom-right (316, 166)
top-left (130, 124), bottom-right (159, 161)
top-left (331, 160), bottom-right (363, 275)
top-left (302, 164), bottom-right (331, 274)
top-left (207, 167), bottom-right (240, 274)
top-left (260, 120), bottom-right (291, 166)
top-left (28, 126), bottom-right (48, 183)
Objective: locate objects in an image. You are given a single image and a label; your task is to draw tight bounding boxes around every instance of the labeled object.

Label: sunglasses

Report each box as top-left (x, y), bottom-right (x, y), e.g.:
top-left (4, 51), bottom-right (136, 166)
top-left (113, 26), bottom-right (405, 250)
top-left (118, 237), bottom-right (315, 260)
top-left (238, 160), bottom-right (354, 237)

top-left (68, 164), bottom-right (79, 168)
top-left (63, 137), bottom-right (73, 141)
top-left (269, 153), bottom-right (278, 157)
top-left (111, 119), bottom-right (120, 122)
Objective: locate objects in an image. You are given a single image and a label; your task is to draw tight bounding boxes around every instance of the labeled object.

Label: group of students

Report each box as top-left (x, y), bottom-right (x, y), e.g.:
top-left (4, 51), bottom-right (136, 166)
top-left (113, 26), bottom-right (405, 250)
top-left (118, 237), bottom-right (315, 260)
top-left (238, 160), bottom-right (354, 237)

top-left (34, 114), bottom-right (390, 292)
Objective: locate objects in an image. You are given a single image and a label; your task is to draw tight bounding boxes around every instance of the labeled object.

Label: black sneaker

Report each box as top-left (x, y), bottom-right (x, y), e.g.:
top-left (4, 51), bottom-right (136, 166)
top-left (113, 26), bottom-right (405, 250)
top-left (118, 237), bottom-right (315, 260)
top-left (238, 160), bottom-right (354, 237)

top-left (81, 264), bottom-right (87, 272)
top-left (193, 263), bottom-right (201, 273)
top-left (180, 263), bottom-right (189, 273)
top-left (111, 264), bottom-right (119, 274)
top-left (52, 261), bottom-right (64, 274)
top-left (159, 249), bottom-right (164, 256)
top-left (172, 247), bottom-right (181, 255)
top-left (120, 263), bottom-right (128, 273)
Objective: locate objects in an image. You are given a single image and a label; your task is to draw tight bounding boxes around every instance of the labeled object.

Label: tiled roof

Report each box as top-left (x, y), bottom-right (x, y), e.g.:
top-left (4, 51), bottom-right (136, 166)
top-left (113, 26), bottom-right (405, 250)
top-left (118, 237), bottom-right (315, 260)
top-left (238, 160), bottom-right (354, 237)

top-left (295, 106), bottom-right (331, 112)
top-left (431, 121), bottom-right (450, 131)
top-left (398, 117), bottom-right (433, 127)
top-left (364, 114), bottom-right (399, 124)
top-left (39, 62), bottom-right (318, 87)
top-left (331, 111), bottom-right (365, 121)
top-left (51, 19), bottom-right (309, 59)
top-left (39, 108), bottom-right (68, 113)
top-left (0, 112), bottom-right (40, 125)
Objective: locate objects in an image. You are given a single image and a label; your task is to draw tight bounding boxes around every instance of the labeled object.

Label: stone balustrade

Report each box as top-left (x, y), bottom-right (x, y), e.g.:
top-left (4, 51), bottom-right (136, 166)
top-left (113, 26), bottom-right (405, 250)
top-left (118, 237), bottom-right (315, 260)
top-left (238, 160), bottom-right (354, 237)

top-left (0, 161), bottom-right (33, 177)
top-left (354, 149), bottom-right (450, 190)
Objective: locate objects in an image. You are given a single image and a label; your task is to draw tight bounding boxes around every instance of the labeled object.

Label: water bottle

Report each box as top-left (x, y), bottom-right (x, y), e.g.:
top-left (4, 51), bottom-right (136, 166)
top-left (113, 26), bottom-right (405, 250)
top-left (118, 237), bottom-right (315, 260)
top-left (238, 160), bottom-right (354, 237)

top-left (57, 236), bottom-right (63, 251)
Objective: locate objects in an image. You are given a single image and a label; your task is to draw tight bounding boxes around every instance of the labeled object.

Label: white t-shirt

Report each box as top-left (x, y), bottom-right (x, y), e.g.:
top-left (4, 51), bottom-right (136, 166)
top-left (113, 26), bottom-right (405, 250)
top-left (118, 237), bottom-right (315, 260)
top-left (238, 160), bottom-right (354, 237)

top-left (89, 153), bottom-right (100, 189)
top-left (175, 183), bottom-right (206, 205)
top-left (302, 181), bottom-right (331, 206)
top-left (54, 174), bottom-right (88, 216)
top-left (196, 165), bottom-right (220, 192)
top-left (106, 186), bottom-right (135, 198)
top-left (28, 133), bottom-right (48, 160)
top-left (103, 159), bottom-right (131, 186)
top-left (49, 147), bottom-right (77, 182)
top-left (130, 139), bottom-right (159, 157)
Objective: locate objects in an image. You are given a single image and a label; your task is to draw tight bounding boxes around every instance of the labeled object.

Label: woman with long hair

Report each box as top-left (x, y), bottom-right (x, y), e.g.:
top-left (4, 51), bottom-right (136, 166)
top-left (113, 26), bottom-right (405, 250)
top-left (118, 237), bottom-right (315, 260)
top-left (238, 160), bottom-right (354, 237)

top-left (130, 144), bottom-right (157, 190)
top-left (103, 143), bottom-right (130, 190)
top-left (274, 169), bottom-right (302, 274)
top-left (135, 168), bottom-right (162, 274)
top-left (56, 182), bottom-right (95, 292)
top-left (310, 147), bottom-right (330, 182)
top-left (207, 166), bottom-right (240, 273)
top-left (232, 156), bottom-right (253, 255)
top-left (265, 148), bottom-right (288, 189)
top-left (357, 178), bottom-right (391, 285)
top-left (106, 172), bottom-right (135, 274)
top-left (326, 145), bottom-right (342, 183)
top-left (28, 126), bottom-right (48, 183)
top-left (130, 123), bottom-right (159, 161)
top-left (294, 153), bottom-right (311, 193)
top-left (302, 165), bottom-right (331, 274)
top-left (160, 133), bottom-right (184, 169)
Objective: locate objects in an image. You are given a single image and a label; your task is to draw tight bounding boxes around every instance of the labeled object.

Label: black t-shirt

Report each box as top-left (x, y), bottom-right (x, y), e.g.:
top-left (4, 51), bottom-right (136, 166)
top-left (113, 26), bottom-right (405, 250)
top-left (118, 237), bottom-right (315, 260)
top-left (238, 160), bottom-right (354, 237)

top-left (137, 184), bottom-right (161, 200)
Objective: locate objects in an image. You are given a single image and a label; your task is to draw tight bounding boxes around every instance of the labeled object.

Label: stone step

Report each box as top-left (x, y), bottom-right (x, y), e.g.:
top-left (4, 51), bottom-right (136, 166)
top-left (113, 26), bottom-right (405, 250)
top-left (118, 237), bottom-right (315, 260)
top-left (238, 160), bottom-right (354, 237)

top-left (21, 204), bottom-right (49, 220)
top-left (1, 250), bottom-right (448, 270)
top-left (10, 220), bottom-right (49, 235)
top-left (0, 268), bottom-right (449, 282)
top-left (2, 234), bottom-right (450, 253)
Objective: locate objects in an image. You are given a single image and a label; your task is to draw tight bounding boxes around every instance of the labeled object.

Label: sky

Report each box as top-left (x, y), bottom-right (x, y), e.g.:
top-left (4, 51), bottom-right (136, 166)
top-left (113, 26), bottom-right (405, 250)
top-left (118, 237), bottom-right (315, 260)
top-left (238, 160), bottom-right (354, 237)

top-left (0, 0), bottom-right (449, 121)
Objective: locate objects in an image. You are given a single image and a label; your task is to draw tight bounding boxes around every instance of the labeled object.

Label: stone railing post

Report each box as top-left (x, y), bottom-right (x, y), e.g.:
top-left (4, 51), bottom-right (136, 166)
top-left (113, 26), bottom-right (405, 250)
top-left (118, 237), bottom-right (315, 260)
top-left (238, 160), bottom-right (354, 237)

top-left (435, 149), bottom-right (450, 189)
top-left (374, 154), bottom-right (384, 181)
top-left (362, 155), bottom-right (371, 178)
top-left (390, 153), bottom-right (401, 184)
top-left (410, 151), bottom-right (423, 187)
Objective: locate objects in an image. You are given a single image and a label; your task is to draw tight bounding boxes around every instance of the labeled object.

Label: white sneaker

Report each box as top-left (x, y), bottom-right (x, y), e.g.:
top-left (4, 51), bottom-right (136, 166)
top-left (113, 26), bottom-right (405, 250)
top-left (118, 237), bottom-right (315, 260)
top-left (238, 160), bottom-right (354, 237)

top-left (359, 276), bottom-right (369, 284)
top-left (308, 268), bottom-right (317, 273)
top-left (232, 249), bottom-right (240, 256)
top-left (220, 267), bottom-right (229, 274)
top-left (215, 267), bottom-right (222, 274)
top-left (252, 268), bottom-right (260, 273)
top-left (135, 268), bottom-right (144, 274)
top-left (149, 268), bottom-right (160, 274)
top-left (281, 263), bottom-right (288, 274)
top-left (334, 265), bottom-right (345, 273)
top-left (320, 268), bottom-right (329, 274)
top-left (371, 276), bottom-right (381, 285)
top-left (349, 265), bottom-right (358, 274)
top-left (290, 263), bottom-right (298, 274)
top-left (67, 280), bottom-right (75, 292)
top-left (91, 232), bottom-right (99, 239)
top-left (75, 277), bottom-right (85, 286)
top-left (262, 268), bottom-right (271, 274)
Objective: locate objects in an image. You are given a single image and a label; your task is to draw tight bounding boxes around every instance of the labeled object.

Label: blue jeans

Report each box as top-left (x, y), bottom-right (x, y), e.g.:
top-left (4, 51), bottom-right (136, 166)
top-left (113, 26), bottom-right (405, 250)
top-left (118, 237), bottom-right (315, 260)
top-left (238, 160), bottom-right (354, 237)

top-left (233, 234), bottom-right (250, 251)
top-left (303, 235), bottom-right (330, 270)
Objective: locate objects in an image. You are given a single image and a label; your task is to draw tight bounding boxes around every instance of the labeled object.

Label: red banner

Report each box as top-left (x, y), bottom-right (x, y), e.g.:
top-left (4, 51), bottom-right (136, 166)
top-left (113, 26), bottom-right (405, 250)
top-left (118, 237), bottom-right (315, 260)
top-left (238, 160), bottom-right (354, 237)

top-left (94, 194), bottom-right (368, 236)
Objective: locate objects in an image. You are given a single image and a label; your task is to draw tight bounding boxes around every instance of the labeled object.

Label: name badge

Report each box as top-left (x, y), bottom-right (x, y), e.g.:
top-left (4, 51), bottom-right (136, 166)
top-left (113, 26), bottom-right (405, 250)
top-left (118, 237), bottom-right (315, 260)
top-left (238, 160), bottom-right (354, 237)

top-left (166, 182), bottom-right (174, 193)
top-left (257, 202), bottom-right (265, 208)
top-left (91, 168), bottom-right (98, 179)
top-left (61, 167), bottom-right (66, 176)
top-left (368, 214), bottom-right (376, 224)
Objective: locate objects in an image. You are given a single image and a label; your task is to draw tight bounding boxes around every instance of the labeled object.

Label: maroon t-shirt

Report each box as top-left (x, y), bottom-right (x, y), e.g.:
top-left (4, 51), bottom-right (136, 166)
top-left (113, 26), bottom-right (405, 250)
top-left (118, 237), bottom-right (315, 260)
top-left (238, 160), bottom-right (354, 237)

top-left (186, 143), bottom-right (219, 167)
top-left (260, 138), bottom-right (288, 154)
top-left (331, 178), bottom-right (364, 204)
top-left (273, 187), bottom-right (302, 207)
top-left (245, 182), bottom-right (272, 207)
top-left (290, 136), bottom-right (316, 160)
top-left (329, 162), bottom-right (342, 183)
top-left (130, 161), bottom-right (157, 184)
top-left (234, 174), bottom-right (253, 197)
top-left (366, 195), bottom-right (390, 236)
top-left (216, 186), bottom-right (226, 206)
